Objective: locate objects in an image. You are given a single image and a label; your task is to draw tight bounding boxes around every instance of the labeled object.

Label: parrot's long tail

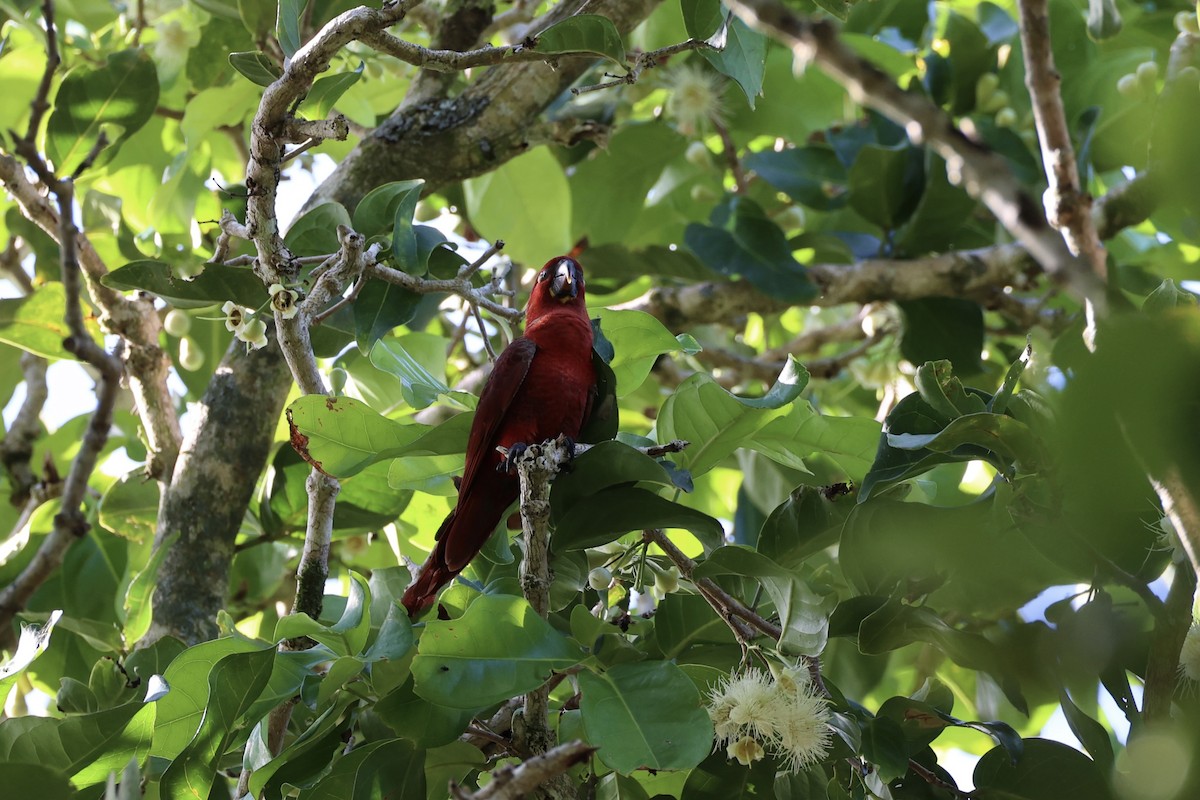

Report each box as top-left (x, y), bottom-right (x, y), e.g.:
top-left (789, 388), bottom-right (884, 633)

top-left (401, 511), bottom-right (459, 617)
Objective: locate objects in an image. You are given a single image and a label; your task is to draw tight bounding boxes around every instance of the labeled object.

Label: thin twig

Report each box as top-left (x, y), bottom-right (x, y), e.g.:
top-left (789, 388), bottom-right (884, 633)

top-left (572, 38), bottom-right (714, 95)
top-left (458, 239), bottom-right (505, 280)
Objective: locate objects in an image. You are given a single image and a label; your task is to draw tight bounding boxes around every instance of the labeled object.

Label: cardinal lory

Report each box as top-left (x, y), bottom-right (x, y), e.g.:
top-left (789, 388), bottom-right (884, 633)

top-left (401, 256), bottom-right (596, 617)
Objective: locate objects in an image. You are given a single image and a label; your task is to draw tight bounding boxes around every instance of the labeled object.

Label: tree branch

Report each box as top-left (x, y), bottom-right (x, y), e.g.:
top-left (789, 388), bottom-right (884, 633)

top-left (0, 353), bottom-right (48, 507)
top-left (1143, 565), bottom-right (1197, 722)
top-left (722, 0), bottom-right (1106, 313)
top-left (450, 740), bottom-right (595, 800)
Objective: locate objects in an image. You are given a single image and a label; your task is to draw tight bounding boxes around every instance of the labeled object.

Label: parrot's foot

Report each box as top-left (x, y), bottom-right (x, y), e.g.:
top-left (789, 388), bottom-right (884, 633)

top-left (498, 442), bottom-right (528, 474)
top-left (558, 435), bottom-right (577, 473)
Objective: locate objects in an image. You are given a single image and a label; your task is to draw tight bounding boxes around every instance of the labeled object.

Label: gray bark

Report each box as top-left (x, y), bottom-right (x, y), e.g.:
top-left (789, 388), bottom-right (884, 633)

top-left (144, 335), bottom-right (293, 645)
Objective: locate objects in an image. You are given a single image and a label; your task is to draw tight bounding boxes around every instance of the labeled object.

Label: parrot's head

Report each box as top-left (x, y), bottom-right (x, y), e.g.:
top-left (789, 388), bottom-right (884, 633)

top-left (527, 256), bottom-right (587, 318)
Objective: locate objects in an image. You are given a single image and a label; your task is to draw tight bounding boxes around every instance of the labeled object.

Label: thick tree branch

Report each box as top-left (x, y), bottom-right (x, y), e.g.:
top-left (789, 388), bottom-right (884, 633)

top-left (1017, 0), bottom-right (1106, 278)
top-left (1143, 565), bottom-right (1197, 722)
top-left (722, 0), bottom-right (1106, 313)
top-left (0, 353), bottom-right (48, 507)
top-left (450, 740), bottom-right (595, 800)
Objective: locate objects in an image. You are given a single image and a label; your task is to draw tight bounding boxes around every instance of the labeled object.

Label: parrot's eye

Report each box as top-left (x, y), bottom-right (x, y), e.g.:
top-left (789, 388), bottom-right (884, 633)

top-left (537, 270), bottom-right (548, 282)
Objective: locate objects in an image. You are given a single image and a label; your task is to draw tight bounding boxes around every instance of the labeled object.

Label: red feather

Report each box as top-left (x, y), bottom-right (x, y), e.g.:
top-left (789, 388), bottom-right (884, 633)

top-left (401, 256), bottom-right (596, 617)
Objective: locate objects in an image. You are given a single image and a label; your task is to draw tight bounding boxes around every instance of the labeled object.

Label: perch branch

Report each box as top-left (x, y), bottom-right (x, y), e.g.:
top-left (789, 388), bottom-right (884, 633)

top-left (722, 0), bottom-right (1106, 313)
top-left (1143, 565), bottom-right (1197, 722)
top-left (449, 740), bottom-right (595, 800)
top-left (0, 353), bottom-right (48, 507)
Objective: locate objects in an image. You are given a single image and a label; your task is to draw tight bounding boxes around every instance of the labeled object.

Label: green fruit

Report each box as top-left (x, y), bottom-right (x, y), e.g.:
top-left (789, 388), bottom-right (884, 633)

top-left (178, 337), bottom-right (204, 371)
top-left (975, 73), bottom-right (1000, 108)
top-left (1175, 11), bottom-right (1199, 34)
top-left (1137, 61), bottom-right (1159, 90)
top-left (588, 567), bottom-right (613, 591)
top-left (980, 89), bottom-right (1009, 114)
top-left (994, 107), bottom-right (1018, 128)
top-left (163, 308), bottom-right (191, 337)
top-left (685, 141), bottom-right (711, 167)
top-left (775, 205), bottom-right (807, 232)
top-left (329, 367), bottom-right (349, 394)
top-left (1116, 73), bottom-right (1140, 98)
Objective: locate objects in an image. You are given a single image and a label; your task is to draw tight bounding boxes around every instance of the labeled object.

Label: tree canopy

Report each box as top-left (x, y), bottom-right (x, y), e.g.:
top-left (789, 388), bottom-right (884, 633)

top-left (1, 0), bottom-right (1199, 798)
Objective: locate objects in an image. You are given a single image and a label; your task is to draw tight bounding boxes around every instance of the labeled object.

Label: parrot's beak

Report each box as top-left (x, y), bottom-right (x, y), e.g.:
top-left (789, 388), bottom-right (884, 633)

top-left (550, 258), bottom-right (582, 301)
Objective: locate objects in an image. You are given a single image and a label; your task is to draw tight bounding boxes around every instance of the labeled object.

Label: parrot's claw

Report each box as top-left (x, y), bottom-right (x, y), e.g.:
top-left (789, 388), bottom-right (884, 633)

top-left (559, 435), bottom-right (577, 474)
top-left (498, 442), bottom-right (528, 474)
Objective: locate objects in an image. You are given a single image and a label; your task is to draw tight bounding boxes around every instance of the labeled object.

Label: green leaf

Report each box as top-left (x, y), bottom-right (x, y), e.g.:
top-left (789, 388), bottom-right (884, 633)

top-left (297, 738), bottom-right (425, 800)
top-left (0, 700), bottom-right (156, 788)
top-left (47, 49), bottom-right (159, 172)
top-left (298, 62), bottom-right (364, 120)
top-left (277, 0), bottom-right (307, 58)
top-left (151, 636), bottom-right (270, 761)
top-left (160, 645), bottom-right (276, 800)
top-left (285, 201), bottom-right (352, 257)
top-left (352, 180), bottom-right (426, 237)
top-left (1057, 690), bottom-right (1114, 774)
top-left (237, 0), bottom-right (273, 39)
top-left (887, 412), bottom-right (1046, 473)
top-left (579, 661), bottom-right (713, 774)
top-left (463, 147), bottom-right (570, 266)
top-left (354, 282), bottom-right (423, 353)
top-left (550, 440), bottom-right (681, 519)
top-left (914, 360), bottom-right (988, 422)
top-left (101, 260), bottom-right (268, 310)
top-left (285, 396), bottom-right (440, 478)
top-left (593, 308), bottom-right (690, 396)
top-left (681, 749), bottom-right (777, 799)
top-left (681, 0), bottom-right (723, 39)
top-left (861, 716), bottom-right (909, 782)
top-left (229, 51), bottom-right (282, 87)
top-left (898, 298), bottom-right (984, 374)
top-left (533, 14), bottom-right (626, 65)
top-left (747, 401), bottom-right (881, 483)
top-left (684, 198), bottom-right (816, 302)
top-left (653, 593), bottom-right (736, 659)
top-left (693, 546), bottom-right (834, 655)
top-left (554, 485), bottom-right (725, 553)
top-left (0, 283), bottom-right (90, 359)
top-left (756, 486), bottom-right (849, 570)
top-left (97, 472), bottom-right (160, 543)
top-left (411, 595), bottom-right (584, 709)
top-left (389, 180), bottom-right (425, 270)
top-left (375, 676), bottom-right (475, 747)
top-left (0, 763), bottom-right (74, 798)
top-left (370, 335), bottom-right (476, 410)
top-left (655, 356), bottom-right (808, 477)
top-left (570, 123), bottom-right (686, 245)
top-left (744, 146), bottom-right (848, 210)
top-left (973, 738), bottom-right (1113, 799)
top-left (847, 143), bottom-right (925, 229)
top-left (274, 572), bottom-right (372, 656)
top-left (0, 609), bottom-right (62, 706)
top-left (248, 694), bottom-right (358, 800)
top-left (123, 533), bottom-right (179, 646)
top-left (703, 17), bottom-right (766, 107)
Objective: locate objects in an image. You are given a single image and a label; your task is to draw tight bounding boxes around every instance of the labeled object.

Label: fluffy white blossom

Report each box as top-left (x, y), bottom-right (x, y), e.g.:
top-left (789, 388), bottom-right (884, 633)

top-left (662, 63), bottom-right (726, 136)
top-left (707, 666), bottom-right (832, 773)
top-left (1180, 624), bottom-right (1200, 683)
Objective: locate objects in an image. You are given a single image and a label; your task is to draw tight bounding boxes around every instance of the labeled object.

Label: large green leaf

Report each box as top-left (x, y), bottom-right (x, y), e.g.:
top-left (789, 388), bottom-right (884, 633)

top-left (229, 50), bottom-right (283, 87)
top-left (463, 147), bottom-right (571, 266)
top-left (973, 738), bottom-right (1113, 799)
top-left (747, 401), bottom-right (881, 483)
top-left (570, 124), bottom-right (686, 245)
top-left (0, 700), bottom-right (156, 788)
top-left (0, 763), bottom-right (74, 798)
top-left (533, 14), bottom-right (626, 64)
top-left (101, 260), bottom-right (268, 309)
top-left (47, 49), bottom-right (159, 172)
top-left (276, 0), bottom-right (306, 58)
top-left (97, 472), bottom-right (160, 543)
top-left (370, 335), bottom-right (476, 410)
top-left (298, 738), bottom-right (425, 799)
top-left (284, 395), bottom-right (471, 478)
top-left (375, 676), bottom-right (475, 747)
top-left (160, 645), bottom-right (276, 799)
top-left (886, 412), bottom-right (1047, 474)
top-left (694, 546), bottom-right (834, 655)
top-left (898, 298), bottom-right (984, 374)
top-left (593, 308), bottom-right (697, 396)
top-left (411, 595), bottom-right (584, 709)
top-left (744, 146), bottom-right (848, 211)
top-left (579, 661), bottom-right (713, 774)
top-left (285, 202), bottom-right (352, 257)
top-left (123, 533), bottom-right (179, 646)
top-left (550, 440), bottom-right (681, 520)
top-left (846, 143), bottom-right (925, 229)
top-left (0, 283), bottom-right (99, 359)
top-left (274, 572), bottom-right (372, 656)
top-left (653, 593), bottom-right (736, 659)
top-left (680, 749), bottom-right (777, 799)
top-left (554, 485), bottom-right (724, 553)
top-left (656, 357), bottom-right (808, 477)
top-left (684, 197), bottom-right (816, 301)
top-left (703, 17), bottom-right (766, 107)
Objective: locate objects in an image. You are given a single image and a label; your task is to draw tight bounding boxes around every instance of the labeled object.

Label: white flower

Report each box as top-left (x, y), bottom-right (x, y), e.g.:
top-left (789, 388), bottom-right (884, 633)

top-left (1180, 624), bottom-right (1200, 683)
top-left (222, 301), bottom-right (247, 333)
top-left (238, 317), bottom-right (268, 351)
top-left (727, 736), bottom-right (764, 766)
top-left (269, 284), bottom-right (300, 320)
top-left (662, 62), bottom-right (726, 136)
top-left (707, 666), bottom-right (832, 774)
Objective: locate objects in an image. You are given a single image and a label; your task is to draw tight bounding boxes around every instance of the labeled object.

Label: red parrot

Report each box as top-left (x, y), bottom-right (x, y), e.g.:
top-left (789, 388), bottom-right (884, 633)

top-left (401, 256), bottom-right (596, 617)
